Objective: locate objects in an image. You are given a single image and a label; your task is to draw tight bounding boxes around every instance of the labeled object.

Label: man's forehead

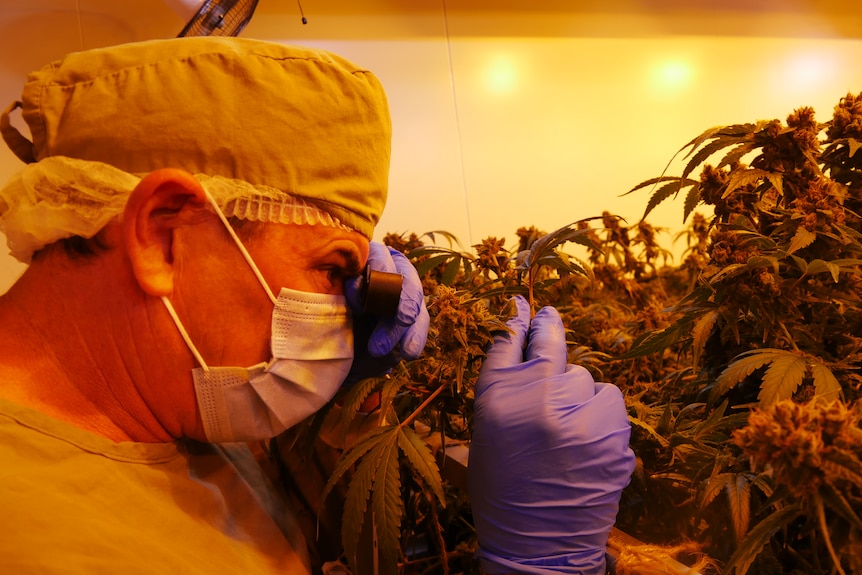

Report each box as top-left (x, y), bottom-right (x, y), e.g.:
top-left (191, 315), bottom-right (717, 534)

top-left (261, 223), bottom-right (368, 261)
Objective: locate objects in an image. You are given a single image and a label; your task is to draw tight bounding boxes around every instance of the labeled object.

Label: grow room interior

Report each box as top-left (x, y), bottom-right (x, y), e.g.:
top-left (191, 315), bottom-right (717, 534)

top-left (1, 0), bottom-right (861, 292)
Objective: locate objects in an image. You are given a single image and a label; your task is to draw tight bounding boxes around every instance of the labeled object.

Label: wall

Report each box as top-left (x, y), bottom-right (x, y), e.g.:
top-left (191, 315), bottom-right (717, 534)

top-left (2, 1), bottom-right (862, 293)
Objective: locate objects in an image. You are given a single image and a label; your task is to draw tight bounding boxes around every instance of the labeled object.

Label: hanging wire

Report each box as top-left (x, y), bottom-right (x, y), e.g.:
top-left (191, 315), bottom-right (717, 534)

top-left (75, 0), bottom-right (85, 48)
top-left (442, 0), bottom-right (473, 245)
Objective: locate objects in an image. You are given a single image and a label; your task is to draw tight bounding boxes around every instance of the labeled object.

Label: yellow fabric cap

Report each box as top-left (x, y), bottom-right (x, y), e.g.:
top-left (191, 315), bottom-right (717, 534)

top-left (2, 37), bottom-right (391, 238)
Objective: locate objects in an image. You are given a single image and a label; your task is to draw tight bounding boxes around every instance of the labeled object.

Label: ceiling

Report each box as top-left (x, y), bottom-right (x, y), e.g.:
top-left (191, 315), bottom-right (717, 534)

top-left (3, 0), bottom-right (862, 44)
top-left (254, 0), bottom-right (862, 39)
top-left (0, 0), bottom-right (860, 91)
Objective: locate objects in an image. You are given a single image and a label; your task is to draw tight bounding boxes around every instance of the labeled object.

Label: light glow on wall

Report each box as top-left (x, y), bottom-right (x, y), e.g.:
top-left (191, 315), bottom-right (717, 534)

top-left (783, 51), bottom-right (837, 90)
top-left (649, 57), bottom-right (695, 96)
top-left (484, 54), bottom-right (518, 94)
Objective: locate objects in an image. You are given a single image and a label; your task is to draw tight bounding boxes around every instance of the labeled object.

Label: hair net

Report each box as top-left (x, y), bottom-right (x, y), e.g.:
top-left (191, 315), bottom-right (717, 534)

top-left (0, 156), bottom-right (350, 263)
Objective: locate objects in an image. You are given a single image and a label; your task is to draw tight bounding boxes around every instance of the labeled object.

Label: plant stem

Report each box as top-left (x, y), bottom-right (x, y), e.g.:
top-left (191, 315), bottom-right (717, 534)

top-left (400, 382), bottom-right (447, 429)
top-left (428, 495), bottom-right (450, 575)
top-left (815, 493), bottom-right (846, 575)
top-left (779, 321), bottom-right (799, 351)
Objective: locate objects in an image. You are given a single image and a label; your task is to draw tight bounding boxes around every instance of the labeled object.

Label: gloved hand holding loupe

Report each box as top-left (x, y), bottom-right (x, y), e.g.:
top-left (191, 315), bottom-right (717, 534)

top-left (343, 242), bottom-right (430, 385)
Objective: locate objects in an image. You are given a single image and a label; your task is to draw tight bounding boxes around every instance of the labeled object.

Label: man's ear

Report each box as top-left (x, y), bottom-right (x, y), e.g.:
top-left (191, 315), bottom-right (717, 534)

top-left (124, 169), bottom-right (208, 296)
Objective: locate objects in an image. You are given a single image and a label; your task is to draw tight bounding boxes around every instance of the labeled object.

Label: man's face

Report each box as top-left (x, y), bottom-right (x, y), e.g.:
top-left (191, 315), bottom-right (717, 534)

top-left (178, 220), bottom-right (370, 369)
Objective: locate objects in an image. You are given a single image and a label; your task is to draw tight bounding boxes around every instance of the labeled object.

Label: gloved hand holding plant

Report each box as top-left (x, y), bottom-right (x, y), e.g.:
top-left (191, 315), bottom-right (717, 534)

top-left (468, 295), bottom-right (636, 575)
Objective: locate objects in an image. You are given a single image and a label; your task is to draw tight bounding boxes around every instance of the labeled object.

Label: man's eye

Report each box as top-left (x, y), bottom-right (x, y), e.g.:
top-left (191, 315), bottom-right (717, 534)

top-left (322, 266), bottom-right (348, 284)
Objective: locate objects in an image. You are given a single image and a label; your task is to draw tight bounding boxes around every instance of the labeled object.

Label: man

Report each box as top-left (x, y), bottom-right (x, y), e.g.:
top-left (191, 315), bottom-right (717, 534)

top-left (0, 37), bottom-right (633, 574)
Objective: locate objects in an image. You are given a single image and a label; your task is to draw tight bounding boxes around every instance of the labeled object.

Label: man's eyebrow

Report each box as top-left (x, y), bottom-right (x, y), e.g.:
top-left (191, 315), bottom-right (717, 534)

top-left (334, 249), bottom-right (363, 274)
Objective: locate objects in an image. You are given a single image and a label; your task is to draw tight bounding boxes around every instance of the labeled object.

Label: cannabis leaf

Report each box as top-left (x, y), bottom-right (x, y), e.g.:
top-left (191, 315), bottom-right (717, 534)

top-left (710, 349), bottom-right (846, 406)
top-left (786, 226), bottom-right (816, 255)
top-left (408, 245), bottom-right (474, 285)
top-left (808, 360), bottom-right (842, 401)
top-left (726, 473), bottom-right (751, 544)
top-left (514, 219), bottom-right (600, 309)
top-left (321, 423), bottom-right (445, 575)
top-left (819, 469), bottom-right (862, 528)
top-left (372, 430), bottom-right (402, 575)
top-left (722, 503), bottom-right (803, 575)
top-left (628, 414), bottom-right (670, 448)
top-left (757, 352), bottom-right (807, 406)
top-left (625, 176), bottom-right (699, 221)
top-left (338, 376), bottom-right (383, 432)
top-left (690, 309), bottom-right (719, 367)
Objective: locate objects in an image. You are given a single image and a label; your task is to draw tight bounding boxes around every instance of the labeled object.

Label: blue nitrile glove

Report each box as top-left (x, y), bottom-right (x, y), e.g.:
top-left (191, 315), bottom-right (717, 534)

top-left (468, 296), bottom-right (636, 575)
top-left (343, 242), bottom-right (430, 384)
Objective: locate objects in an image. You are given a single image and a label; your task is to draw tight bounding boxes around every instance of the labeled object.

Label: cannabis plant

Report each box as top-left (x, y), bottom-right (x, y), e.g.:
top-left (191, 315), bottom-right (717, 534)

top-left (271, 219), bottom-right (607, 575)
top-left (270, 92), bottom-right (862, 575)
top-left (622, 92), bottom-right (862, 573)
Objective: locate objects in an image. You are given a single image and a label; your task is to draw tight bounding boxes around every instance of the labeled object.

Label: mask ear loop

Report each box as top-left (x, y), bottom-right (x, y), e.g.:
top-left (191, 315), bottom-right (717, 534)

top-left (161, 296), bottom-right (210, 370)
top-left (160, 190), bottom-right (280, 372)
top-left (204, 190), bottom-right (278, 306)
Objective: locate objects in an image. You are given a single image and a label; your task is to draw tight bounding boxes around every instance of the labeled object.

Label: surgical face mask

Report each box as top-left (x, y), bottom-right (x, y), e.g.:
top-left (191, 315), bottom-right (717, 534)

top-left (162, 193), bottom-right (354, 443)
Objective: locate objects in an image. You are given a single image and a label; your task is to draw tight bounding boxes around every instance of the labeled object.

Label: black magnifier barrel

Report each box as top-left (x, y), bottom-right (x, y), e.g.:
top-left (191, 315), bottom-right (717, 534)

top-left (361, 268), bottom-right (403, 317)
